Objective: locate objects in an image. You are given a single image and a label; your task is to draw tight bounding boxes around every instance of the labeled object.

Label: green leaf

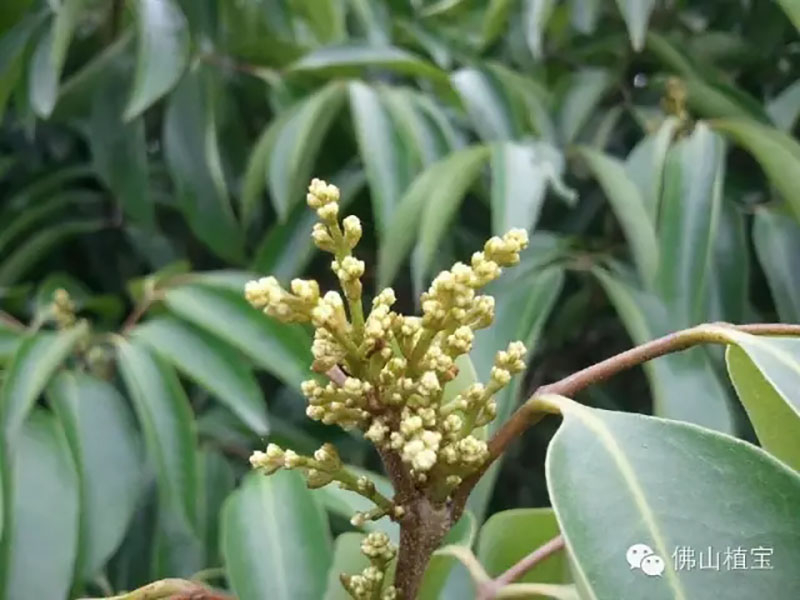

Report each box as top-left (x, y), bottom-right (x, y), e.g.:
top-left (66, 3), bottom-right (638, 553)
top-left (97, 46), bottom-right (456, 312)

top-left (712, 118), bottom-right (800, 223)
top-left (115, 339), bottom-right (198, 530)
top-left (625, 117), bottom-right (679, 223)
top-left (546, 397), bottom-right (800, 599)
top-left (709, 202), bottom-right (750, 323)
top-left (415, 146), bottom-right (491, 285)
top-left (125, 0), bottom-right (189, 119)
top-left (269, 83), bottom-right (346, 220)
top-left (0, 322), bottom-right (87, 440)
top-left (88, 70), bottom-right (152, 226)
top-left (240, 115), bottom-right (284, 228)
top-left (477, 508), bottom-right (568, 584)
top-left (289, 44), bottom-right (448, 83)
top-left (133, 316), bottom-right (268, 435)
top-left (164, 284), bottom-right (312, 391)
top-left (199, 448), bottom-right (235, 567)
top-left (222, 471), bottom-right (332, 600)
top-left (614, 0), bottom-right (655, 50)
top-left (767, 80), bottom-right (800, 132)
top-left (557, 69), bottom-right (610, 144)
top-left (349, 81), bottom-right (413, 233)
top-left (569, 0), bottom-right (601, 34)
top-left (452, 68), bottom-right (517, 141)
top-left (29, 0), bottom-right (83, 117)
top-left (578, 147), bottom-right (659, 285)
top-left (163, 68), bottom-right (243, 262)
top-left (655, 123), bottom-right (724, 327)
top-left (0, 410), bottom-right (79, 600)
top-left (482, 0), bottom-right (515, 47)
top-left (776, 0), bottom-right (800, 30)
top-left (0, 219), bottom-right (104, 286)
top-left (0, 321), bottom-right (20, 364)
top-left (0, 11), bottom-right (46, 120)
top-left (380, 87), bottom-right (448, 167)
top-left (290, 0), bottom-right (345, 44)
top-left (595, 268), bottom-right (734, 433)
top-left (523, 0), bottom-right (556, 59)
top-left (753, 208), bottom-right (800, 322)
top-left (47, 372), bottom-right (143, 580)
top-left (723, 331), bottom-right (800, 472)
top-left (377, 145), bottom-right (489, 288)
top-left (490, 141), bottom-right (570, 235)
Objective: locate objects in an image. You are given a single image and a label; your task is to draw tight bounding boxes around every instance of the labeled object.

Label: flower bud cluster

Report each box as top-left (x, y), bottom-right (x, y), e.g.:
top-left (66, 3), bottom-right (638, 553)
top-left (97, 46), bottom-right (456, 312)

top-left (51, 288), bottom-right (77, 329)
top-left (341, 532), bottom-right (398, 600)
top-left (250, 442), bottom-right (343, 489)
top-left (247, 177), bottom-right (531, 507)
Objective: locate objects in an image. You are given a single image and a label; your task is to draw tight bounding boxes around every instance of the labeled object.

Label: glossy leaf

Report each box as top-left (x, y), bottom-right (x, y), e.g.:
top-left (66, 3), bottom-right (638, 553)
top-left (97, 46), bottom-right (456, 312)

top-left (723, 330), bottom-right (800, 472)
top-left (523, 0), bottom-right (555, 59)
top-left (29, 0), bottom-right (82, 117)
top-left (776, 0), bottom-right (800, 30)
top-left (349, 81), bottom-right (411, 233)
top-left (48, 372), bottom-right (143, 580)
top-left (614, 0), bottom-right (656, 50)
top-left (163, 69), bottom-right (243, 262)
top-left (490, 141), bottom-right (569, 235)
top-left (625, 117), bottom-right (679, 222)
top-left (477, 508), bottom-right (568, 584)
top-left (377, 145), bottom-right (489, 288)
top-left (558, 69), bottom-right (610, 144)
top-left (289, 45), bottom-right (447, 83)
top-left (595, 268), bottom-right (734, 433)
top-left (125, 0), bottom-right (189, 119)
top-left (164, 284), bottom-right (312, 391)
top-left (133, 316), bottom-right (269, 435)
top-left (452, 68), bottom-right (517, 141)
top-left (655, 123), bottom-right (724, 327)
top-left (752, 208), bottom-right (800, 322)
top-left (222, 471), bottom-right (332, 600)
top-left (712, 118), bottom-right (800, 223)
top-left (0, 322), bottom-right (87, 440)
top-left (767, 80), bottom-right (800, 132)
top-left (546, 397), bottom-right (800, 599)
top-left (709, 201), bottom-right (750, 323)
top-left (0, 411), bottom-right (79, 600)
top-left (115, 339), bottom-right (198, 530)
top-left (578, 147), bottom-right (658, 285)
top-left (482, 0), bottom-right (514, 47)
top-left (88, 70), bottom-right (152, 226)
top-left (415, 146), bottom-right (491, 284)
top-left (269, 83), bottom-right (346, 220)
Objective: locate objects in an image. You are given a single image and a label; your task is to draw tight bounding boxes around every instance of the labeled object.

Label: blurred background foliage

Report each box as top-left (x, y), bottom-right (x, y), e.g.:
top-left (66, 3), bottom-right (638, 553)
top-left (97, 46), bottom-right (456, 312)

top-left (0, 0), bottom-right (799, 598)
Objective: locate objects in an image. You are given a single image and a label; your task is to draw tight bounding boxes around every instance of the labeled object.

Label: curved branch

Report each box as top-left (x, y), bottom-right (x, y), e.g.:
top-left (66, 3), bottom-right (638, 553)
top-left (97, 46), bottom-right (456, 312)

top-left (451, 321), bottom-right (800, 516)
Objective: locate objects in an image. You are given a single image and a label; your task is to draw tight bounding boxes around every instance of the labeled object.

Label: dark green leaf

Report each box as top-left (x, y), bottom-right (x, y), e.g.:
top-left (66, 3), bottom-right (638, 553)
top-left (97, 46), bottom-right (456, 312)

top-left (767, 80), bottom-right (800, 132)
top-left (349, 81), bottom-right (413, 233)
top-left (221, 471), bottom-right (332, 600)
top-left (133, 315), bottom-right (269, 435)
top-left (451, 68), bottom-right (517, 141)
top-left (625, 117), bottom-right (679, 223)
top-left (0, 323), bottom-right (87, 440)
top-left (163, 69), bottom-right (243, 262)
top-left (776, 0), bottom-right (800, 30)
top-left (164, 284), bottom-right (312, 391)
top-left (753, 208), bottom-right (800, 322)
top-left (115, 339), bottom-right (198, 530)
top-left (546, 397), bottom-right (800, 599)
top-left (578, 147), bottom-right (658, 285)
top-left (713, 118), bottom-right (800, 224)
top-left (0, 410), bottom-right (79, 599)
top-left (558, 69), bottom-right (610, 144)
top-left (655, 123), bottom-right (724, 327)
top-left (48, 371), bottom-right (143, 580)
top-left (125, 0), bottom-right (189, 119)
top-left (376, 145), bottom-right (489, 288)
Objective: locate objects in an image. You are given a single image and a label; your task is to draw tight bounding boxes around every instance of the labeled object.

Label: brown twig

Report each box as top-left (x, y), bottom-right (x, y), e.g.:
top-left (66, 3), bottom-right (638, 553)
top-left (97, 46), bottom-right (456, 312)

top-left (494, 534), bottom-right (565, 587)
top-left (451, 321), bottom-right (800, 517)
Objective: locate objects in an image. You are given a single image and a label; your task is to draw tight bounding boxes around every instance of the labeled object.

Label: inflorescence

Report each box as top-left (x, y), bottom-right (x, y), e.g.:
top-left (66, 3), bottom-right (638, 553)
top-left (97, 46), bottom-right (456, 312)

top-left (246, 178), bottom-right (529, 598)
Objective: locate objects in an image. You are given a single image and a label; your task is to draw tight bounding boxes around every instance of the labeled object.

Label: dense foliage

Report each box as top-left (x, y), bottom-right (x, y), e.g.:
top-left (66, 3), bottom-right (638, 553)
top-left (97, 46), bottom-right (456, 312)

top-left (0, 0), bottom-right (799, 598)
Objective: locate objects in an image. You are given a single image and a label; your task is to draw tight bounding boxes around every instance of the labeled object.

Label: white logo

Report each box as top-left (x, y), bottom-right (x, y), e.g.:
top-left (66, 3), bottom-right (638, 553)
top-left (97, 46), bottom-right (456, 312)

top-left (626, 543), bottom-right (664, 577)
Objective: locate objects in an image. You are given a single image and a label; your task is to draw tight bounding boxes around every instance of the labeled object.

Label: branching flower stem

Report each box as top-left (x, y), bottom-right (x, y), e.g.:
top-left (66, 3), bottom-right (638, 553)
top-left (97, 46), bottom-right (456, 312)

top-left (450, 321), bottom-right (800, 518)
